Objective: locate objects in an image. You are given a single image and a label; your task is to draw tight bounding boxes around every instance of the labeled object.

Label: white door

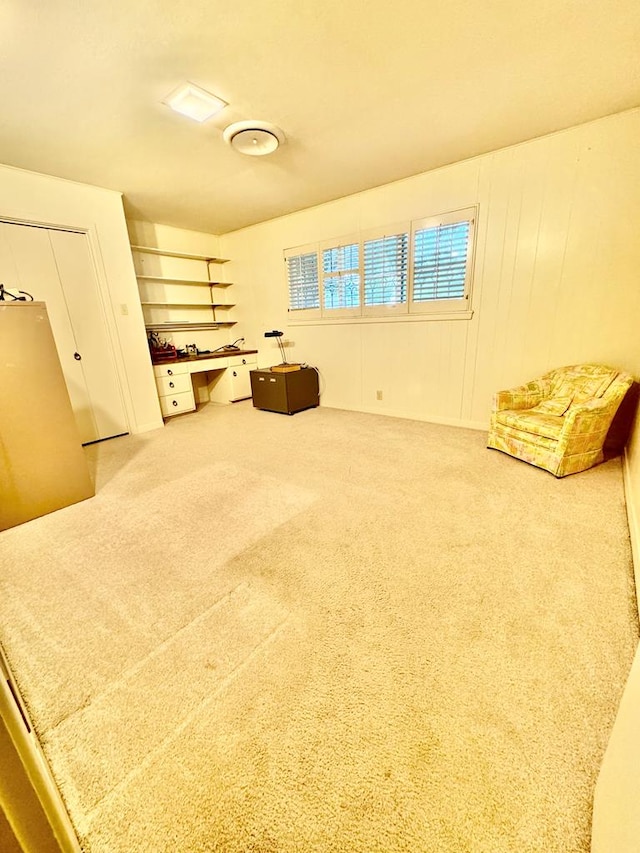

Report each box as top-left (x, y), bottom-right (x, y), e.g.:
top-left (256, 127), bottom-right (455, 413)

top-left (0, 222), bottom-right (128, 443)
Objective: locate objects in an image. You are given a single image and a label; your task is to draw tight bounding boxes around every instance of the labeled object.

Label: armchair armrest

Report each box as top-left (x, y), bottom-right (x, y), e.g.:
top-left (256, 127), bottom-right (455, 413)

top-left (557, 398), bottom-right (619, 455)
top-left (562, 397), bottom-right (613, 426)
top-left (493, 379), bottom-right (546, 412)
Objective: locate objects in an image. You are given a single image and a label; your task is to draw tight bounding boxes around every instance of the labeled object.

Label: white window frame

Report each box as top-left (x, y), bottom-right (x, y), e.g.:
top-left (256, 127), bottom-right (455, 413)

top-left (319, 235), bottom-right (361, 319)
top-left (361, 223), bottom-right (410, 318)
top-left (409, 207), bottom-right (476, 315)
top-left (284, 206), bottom-right (477, 324)
top-left (284, 242), bottom-right (321, 320)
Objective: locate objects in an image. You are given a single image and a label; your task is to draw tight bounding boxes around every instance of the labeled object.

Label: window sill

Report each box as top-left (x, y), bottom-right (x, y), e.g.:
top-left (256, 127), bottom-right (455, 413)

top-left (288, 310), bottom-right (473, 327)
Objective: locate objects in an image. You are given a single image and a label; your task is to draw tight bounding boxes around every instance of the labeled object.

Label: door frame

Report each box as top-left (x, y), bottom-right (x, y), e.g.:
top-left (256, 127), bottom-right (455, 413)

top-left (0, 209), bottom-right (132, 439)
top-left (0, 643), bottom-right (81, 852)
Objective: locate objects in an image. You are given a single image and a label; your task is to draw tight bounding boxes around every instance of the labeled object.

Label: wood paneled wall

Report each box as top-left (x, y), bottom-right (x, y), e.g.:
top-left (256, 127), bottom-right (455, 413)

top-left (220, 108), bottom-right (640, 429)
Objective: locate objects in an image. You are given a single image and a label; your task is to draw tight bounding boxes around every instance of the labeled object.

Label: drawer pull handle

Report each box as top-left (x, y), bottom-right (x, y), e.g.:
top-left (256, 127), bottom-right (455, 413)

top-left (167, 369), bottom-right (173, 375)
top-left (242, 358), bottom-right (246, 364)
top-left (169, 381), bottom-right (175, 388)
top-left (172, 400), bottom-right (178, 407)
top-left (269, 378), bottom-right (276, 382)
top-left (233, 371), bottom-right (237, 377)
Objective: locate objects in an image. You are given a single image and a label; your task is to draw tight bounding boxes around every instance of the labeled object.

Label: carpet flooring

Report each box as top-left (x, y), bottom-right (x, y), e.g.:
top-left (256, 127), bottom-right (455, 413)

top-left (0, 401), bottom-right (638, 852)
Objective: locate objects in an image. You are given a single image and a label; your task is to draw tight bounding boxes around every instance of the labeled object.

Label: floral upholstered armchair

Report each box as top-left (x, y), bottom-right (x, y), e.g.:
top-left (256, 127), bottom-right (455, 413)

top-left (487, 364), bottom-right (634, 477)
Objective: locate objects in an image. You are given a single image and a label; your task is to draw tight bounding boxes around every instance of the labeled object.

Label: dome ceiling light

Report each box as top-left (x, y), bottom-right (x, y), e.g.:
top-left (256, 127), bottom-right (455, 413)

top-left (223, 121), bottom-right (286, 156)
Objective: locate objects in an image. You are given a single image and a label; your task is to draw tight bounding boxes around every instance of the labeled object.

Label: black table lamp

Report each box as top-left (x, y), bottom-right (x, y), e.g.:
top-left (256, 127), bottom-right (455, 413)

top-left (264, 330), bottom-right (287, 365)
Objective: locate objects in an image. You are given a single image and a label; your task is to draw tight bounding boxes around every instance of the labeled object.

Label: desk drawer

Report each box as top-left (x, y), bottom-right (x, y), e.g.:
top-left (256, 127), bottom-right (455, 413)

top-left (154, 363), bottom-right (189, 379)
top-left (159, 391), bottom-right (195, 417)
top-left (156, 373), bottom-right (191, 396)
top-left (229, 354), bottom-right (257, 367)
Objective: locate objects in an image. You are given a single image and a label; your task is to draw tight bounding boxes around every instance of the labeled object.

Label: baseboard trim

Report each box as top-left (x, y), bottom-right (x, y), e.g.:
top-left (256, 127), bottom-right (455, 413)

top-left (320, 401), bottom-right (488, 433)
top-left (622, 448), bottom-right (640, 615)
top-left (130, 418), bottom-right (164, 434)
top-left (0, 645), bottom-right (81, 852)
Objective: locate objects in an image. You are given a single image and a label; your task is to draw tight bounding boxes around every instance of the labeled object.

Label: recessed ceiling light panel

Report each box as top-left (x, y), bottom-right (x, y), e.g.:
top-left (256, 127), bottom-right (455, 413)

top-left (163, 82), bottom-right (227, 123)
top-left (223, 121), bottom-right (286, 156)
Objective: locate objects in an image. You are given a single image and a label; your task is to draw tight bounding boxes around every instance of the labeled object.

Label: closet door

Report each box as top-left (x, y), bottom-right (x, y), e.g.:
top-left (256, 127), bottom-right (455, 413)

top-left (0, 223), bottom-right (128, 444)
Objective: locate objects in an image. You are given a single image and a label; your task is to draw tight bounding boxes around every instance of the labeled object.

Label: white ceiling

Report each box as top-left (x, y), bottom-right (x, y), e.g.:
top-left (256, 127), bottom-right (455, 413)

top-left (1, 1), bottom-right (639, 234)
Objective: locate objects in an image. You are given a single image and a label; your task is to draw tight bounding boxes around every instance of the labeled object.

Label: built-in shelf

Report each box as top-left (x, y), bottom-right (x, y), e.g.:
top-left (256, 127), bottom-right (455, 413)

top-left (132, 242), bottom-right (239, 353)
top-left (136, 275), bottom-right (232, 287)
top-left (140, 301), bottom-right (235, 308)
top-left (145, 322), bottom-right (236, 331)
top-left (131, 245), bottom-right (229, 264)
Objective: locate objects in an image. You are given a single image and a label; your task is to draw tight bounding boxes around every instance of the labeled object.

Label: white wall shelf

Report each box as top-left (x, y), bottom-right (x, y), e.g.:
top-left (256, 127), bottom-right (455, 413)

top-left (131, 243), bottom-right (239, 343)
top-left (136, 275), bottom-right (232, 287)
top-left (140, 301), bottom-right (236, 308)
top-left (130, 245), bottom-right (229, 264)
top-left (145, 322), bottom-right (236, 331)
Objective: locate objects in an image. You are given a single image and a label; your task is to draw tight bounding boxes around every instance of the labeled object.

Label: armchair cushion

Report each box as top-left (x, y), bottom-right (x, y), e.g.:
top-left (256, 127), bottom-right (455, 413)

top-left (551, 367), bottom-right (616, 402)
top-left (531, 396), bottom-right (573, 417)
top-left (496, 409), bottom-right (564, 440)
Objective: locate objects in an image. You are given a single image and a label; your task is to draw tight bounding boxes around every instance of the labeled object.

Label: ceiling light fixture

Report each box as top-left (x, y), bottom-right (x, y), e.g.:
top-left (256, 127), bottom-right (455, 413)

top-left (162, 82), bottom-right (227, 123)
top-left (223, 121), bottom-right (286, 156)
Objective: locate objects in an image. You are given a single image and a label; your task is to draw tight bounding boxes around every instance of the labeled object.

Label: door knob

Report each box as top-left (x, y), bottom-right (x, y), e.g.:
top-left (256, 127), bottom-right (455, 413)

top-left (74, 352), bottom-right (82, 361)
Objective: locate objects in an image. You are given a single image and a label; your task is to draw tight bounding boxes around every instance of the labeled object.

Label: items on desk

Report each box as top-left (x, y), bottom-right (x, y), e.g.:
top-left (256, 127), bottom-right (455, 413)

top-left (147, 330), bottom-right (176, 362)
top-left (264, 329), bottom-right (302, 372)
top-left (213, 338), bottom-right (246, 353)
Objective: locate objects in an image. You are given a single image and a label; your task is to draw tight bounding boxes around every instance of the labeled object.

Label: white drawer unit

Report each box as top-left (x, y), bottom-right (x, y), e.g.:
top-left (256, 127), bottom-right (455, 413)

top-left (159, 391), bottom-right (196, 417)
top-left (155, 373), bottom-right (192, 396)
top-left (151, 351), bottom-right (258, 418)
top-left (153, 362), bottom-right (189, 379)
top-left (153, 362), bottom-right (194, 418)
top-left (228, 354), bottom-right (257, 368)
top-left (228, 353), bottom-right (256, 401)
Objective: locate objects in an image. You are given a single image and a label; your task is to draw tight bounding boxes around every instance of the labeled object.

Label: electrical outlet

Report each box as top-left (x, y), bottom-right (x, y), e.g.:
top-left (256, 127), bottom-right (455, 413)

top-left (376, 390), bottom-right (383, 401)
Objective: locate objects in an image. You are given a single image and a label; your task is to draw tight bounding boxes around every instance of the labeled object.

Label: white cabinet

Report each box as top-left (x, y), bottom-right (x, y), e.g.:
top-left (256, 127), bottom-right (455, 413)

top-left (151, 354), bottom-right (257, 417)
top-left (152, 362), bottom-right (195, 417)
top-left (228, 354), bottom-right (257, 401)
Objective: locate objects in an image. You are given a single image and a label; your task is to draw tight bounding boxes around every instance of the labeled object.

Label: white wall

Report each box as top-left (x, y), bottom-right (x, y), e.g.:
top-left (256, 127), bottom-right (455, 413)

top-left (0, 165), bottom-right (162, 435)
top-left (219, 108), bottom-right (640, 429)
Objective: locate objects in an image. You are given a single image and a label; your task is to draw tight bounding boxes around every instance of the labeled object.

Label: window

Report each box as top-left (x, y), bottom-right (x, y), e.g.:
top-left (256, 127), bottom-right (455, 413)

top-left (285, 250), bottom-right (319, 310)
top-left (284, 206), bottom-right (476, 322)
top-left (363, 232), bottom-right (408, 306)
top-left (409, 210), bottom-right (475, 313)
top-left (322, 242), bottom-right (360, 310)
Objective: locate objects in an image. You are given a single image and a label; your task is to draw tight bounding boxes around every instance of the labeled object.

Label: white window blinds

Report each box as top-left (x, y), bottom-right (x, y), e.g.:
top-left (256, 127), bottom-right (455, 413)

top-left (284, 206), bottom-right (476, 320)
top-left (286, 251), bottom-right (319, 310)
top-left (363, 233), bottom-right (408, 306)
top-left (322, 243), bottom-right (360, 309)
top-left (412, 221), bottom-right (471, 302)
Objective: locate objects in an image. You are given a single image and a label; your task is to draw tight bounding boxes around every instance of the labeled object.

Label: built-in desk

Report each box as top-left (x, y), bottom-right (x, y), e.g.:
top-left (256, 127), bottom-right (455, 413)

top-left (152, 349), bottom-right (258, 417)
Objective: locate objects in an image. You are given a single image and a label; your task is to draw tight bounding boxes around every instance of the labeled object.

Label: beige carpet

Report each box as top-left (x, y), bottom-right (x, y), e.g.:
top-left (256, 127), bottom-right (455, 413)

top-left (0, 401), bottom-right (638, 852)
